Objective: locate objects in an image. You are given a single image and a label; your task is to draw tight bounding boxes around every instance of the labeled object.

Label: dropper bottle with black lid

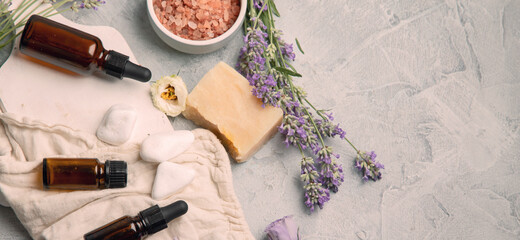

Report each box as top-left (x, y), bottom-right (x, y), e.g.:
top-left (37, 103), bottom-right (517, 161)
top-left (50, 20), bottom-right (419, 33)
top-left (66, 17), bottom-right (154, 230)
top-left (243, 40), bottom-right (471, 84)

top-left (43, 158), bottom-right (127, 190)
top-left (84, 200), bottom-right (188, 240)
top-left (19, 15), bottom-right (151, 82)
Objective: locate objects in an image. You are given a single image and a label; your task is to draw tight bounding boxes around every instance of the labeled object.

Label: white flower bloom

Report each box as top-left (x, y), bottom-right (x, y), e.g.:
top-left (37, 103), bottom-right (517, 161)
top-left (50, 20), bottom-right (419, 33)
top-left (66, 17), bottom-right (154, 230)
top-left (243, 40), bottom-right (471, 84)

top-left (151, 75), bottom-right (188, 117)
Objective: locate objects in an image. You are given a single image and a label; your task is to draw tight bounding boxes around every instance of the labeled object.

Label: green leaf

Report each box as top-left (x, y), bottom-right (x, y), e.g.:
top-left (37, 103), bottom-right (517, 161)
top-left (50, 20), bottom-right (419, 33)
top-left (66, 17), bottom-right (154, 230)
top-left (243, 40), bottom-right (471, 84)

top-left (275, 67), bottom-right (302, 77)
top-left (295, 38), bottom-right (305, 54)
top-left (257, 8), bottom-right (270, 33)
top-left (269, 0), bottom-right (280, 17)
top-left (284, 61), bottom-right (298, 72)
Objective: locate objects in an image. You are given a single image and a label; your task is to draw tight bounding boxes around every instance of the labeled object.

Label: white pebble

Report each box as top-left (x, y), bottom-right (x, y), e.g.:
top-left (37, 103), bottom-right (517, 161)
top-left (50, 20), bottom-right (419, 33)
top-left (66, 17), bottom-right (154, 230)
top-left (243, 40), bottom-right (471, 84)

top-left (152, 162), bottom-right (196, 200)
top-left (140, 131), bottom-right (194, 163)
top-left (96, 104), bottom-right (137, 145)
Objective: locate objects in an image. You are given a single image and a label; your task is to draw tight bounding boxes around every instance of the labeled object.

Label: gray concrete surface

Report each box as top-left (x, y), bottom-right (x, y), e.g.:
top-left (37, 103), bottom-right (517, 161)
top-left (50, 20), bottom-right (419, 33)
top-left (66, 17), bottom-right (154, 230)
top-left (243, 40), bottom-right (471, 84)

top-left (1, 0), bottom-right (520, 239)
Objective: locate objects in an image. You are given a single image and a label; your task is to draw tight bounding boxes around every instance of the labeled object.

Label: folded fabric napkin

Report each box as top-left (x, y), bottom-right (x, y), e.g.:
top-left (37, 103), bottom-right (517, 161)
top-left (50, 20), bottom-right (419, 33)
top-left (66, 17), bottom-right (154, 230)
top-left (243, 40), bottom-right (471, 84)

top-left (0, 112), bottom-right (254, 240)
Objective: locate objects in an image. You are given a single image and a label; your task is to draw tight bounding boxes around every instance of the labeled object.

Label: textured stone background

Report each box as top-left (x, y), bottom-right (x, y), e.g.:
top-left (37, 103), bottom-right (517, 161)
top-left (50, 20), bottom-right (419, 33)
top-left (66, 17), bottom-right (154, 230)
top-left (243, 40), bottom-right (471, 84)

top-left (1, 0), bottom-right (520, 239)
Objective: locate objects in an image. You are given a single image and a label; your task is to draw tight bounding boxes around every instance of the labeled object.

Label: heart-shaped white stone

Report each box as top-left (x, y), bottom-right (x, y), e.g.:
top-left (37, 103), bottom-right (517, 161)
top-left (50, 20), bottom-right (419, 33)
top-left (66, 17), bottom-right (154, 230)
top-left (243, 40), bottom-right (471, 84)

top-left (151, 162), bottom-right (196, 200)
top-left (140, 131), bottom-right (194, 163)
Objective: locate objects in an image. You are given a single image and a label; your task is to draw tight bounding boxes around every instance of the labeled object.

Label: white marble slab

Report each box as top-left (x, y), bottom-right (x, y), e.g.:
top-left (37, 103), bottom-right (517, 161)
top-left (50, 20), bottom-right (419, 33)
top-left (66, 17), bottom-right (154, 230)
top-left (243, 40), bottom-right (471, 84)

top-left (0, 11), bottom-right (172, 145)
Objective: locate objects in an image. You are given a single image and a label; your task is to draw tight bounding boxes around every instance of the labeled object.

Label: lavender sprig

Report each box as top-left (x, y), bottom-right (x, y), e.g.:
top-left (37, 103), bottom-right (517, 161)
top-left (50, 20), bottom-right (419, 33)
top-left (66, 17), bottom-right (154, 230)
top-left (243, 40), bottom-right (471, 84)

top-left (315, 146), bottom-right (343, 193)
top-left (0, 0), bottom-right (105, 49)
top-left (237, 0), bottom-right (383, 212)
top-left (71, 0), bottom-right (105, 12)
top-left (355, 151), bottom-right (384, 181)
top-left (237, 24), bottom-right (282, 107)
top-left (300, 156), bottom-right (329, 212)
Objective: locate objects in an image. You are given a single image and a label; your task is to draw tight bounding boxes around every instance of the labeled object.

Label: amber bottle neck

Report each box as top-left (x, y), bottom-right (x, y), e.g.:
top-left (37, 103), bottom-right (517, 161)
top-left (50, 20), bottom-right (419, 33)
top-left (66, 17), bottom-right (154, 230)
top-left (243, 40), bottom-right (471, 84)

top-left (132, 216), bottom-right (149, 238)
top-left (97, 162), bottom-right (106, 189)
top-left (97, 50), bottom-right (110, 71)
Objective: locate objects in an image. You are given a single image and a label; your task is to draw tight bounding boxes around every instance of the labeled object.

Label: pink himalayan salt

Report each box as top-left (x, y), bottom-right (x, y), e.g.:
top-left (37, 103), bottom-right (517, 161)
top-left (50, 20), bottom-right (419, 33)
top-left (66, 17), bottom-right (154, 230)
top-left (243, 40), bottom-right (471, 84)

top-left (153, 0), bottom-right (240, 41)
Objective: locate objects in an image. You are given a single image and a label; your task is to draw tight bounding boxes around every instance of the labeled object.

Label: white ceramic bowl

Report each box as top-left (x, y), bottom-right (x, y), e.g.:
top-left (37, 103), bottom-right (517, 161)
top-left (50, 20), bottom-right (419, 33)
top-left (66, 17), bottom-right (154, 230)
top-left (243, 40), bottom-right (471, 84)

top-left (147, 0), bottom-right (247, 54)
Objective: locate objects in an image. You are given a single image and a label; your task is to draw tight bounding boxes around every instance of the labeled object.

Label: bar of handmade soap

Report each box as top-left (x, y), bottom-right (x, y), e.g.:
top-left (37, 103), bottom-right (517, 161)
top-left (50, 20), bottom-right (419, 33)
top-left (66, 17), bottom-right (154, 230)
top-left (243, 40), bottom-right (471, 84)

top-left (183, 62), bottom-right (283, 162)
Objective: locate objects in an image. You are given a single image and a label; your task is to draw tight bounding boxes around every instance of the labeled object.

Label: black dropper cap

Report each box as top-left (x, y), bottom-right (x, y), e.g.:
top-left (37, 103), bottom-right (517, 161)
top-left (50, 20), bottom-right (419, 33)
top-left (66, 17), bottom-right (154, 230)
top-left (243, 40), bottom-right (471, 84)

top-left (104, 160), bottom-right (127, 188)
top-left (139, 200), bottom-right (188, 235)
top-left (104, 50), bottom-right (152, 82)
top-left (161, 200), bottom-right (189, 223)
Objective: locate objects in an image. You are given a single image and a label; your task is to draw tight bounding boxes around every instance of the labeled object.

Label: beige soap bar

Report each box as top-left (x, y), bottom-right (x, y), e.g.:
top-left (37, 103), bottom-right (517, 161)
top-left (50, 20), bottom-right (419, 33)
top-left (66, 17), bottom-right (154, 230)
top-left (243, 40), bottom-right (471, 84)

top-left (183, 62), bottom-right (283, 162)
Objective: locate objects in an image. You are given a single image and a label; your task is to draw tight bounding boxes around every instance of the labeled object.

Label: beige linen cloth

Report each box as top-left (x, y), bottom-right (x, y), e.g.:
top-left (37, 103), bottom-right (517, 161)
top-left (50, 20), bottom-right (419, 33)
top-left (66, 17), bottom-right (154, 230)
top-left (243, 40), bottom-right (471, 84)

top-left (0, 112), bottom-right (254, 240)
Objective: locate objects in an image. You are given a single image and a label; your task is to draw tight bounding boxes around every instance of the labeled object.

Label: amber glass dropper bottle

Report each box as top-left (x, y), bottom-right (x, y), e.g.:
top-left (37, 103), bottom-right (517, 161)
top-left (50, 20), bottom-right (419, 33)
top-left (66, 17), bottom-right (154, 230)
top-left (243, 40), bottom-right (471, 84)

top-left (19, 15), bottom-right (152, 82)
top-left (43, 158), bottom-right (127, 190)
top-left (84, 200), bottom-right (188, 240)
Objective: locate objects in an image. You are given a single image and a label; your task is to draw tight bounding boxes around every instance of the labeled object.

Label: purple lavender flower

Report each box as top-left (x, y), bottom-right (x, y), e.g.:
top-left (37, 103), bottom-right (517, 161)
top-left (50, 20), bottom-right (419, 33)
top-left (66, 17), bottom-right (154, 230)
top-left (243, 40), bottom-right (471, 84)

top-left (355, 151), bottom-right (384, 181)
top-left (324, 112), bottom-right (334, 121)
top-left (237, 23), bottom-right (282, 107)
top-left (280, 42), bottom-right (296, 61)
top-left (71, 0), bottom-right (106, 12)
top-left (316, 146), bottom-right (344, 193)
top-left (300, 156), bottom-right (330, 212)
top-left (265, 216), bottom-right (300, 240)
top-left (314, 112), bottom-right (346, 139)
top-left (278, 110), bottom-right (319, 151)
top-left (253, 0), bottom-right (269, 11)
